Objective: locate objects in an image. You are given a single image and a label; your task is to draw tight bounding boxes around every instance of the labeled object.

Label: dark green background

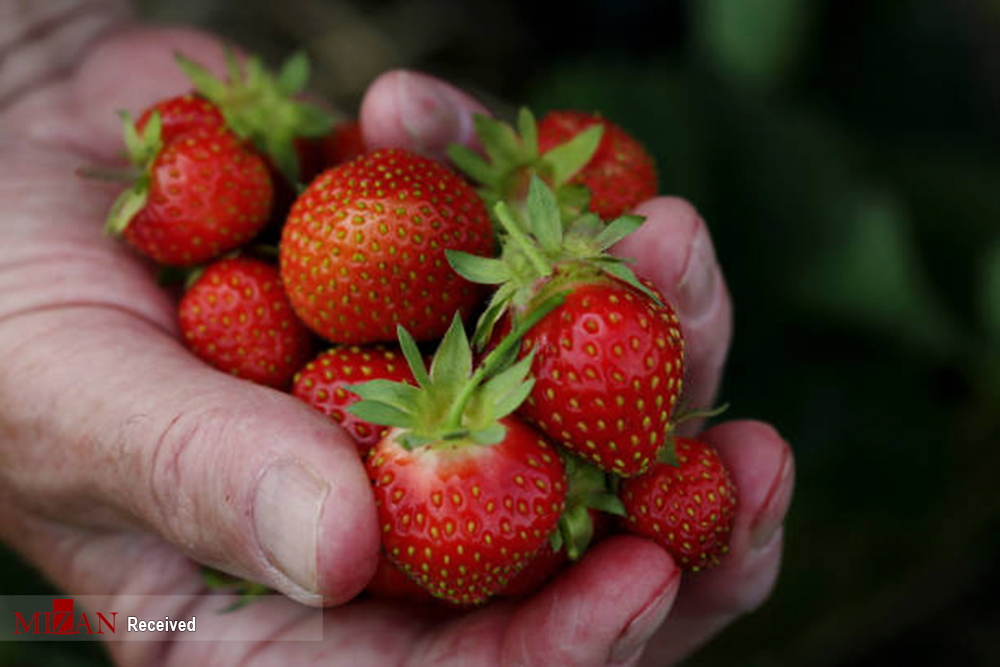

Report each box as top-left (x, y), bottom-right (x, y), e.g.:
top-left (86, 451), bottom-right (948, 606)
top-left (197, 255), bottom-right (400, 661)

top-left (3, 0), bottom-right (999, 665)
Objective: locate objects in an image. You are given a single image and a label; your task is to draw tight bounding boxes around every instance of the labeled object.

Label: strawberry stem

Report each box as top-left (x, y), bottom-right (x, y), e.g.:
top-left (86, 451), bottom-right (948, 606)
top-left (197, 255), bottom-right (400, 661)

top-left (495, 202), bottom-right (552, 279)
top-left (441, 290), bottom-right (567, 431)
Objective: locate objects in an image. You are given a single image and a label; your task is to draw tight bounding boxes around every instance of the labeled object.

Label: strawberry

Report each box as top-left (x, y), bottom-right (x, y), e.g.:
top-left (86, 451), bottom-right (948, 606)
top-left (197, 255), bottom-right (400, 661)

top-left (449, 107), bottom-right (654, 222)
top-left (104, 117), bottom-right (274, 266)
top-left (620, 437), bottom-right (737, 571)
top-left (321, 120), bottom-right (367, 167)
top-left (350, 311), bottom-right (568, 605)
top-left (179, 256), bottom-right (313, 388)
top-left (175, 50), bottom-right (335, 185)
top-left (500, 508), bottom-right (611, 598)
top-left (365, 553), bottom-right (438, 602)
top-left (447, 178), bottom-right (684, 476)
top-left (517, 275), bottom-right (684, 475)
top-left (135, 94), bottom-right (225, 142)
top-left (280, 148), bottom-right (494, 345)
top-left (291, 345), bottom-right (416, 456)
top-left (537, 111), bottom-right (657, 220)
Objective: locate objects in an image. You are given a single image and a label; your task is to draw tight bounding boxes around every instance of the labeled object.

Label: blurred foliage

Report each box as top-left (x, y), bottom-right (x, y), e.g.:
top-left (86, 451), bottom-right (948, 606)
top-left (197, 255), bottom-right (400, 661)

top-left (4, 0), bottom-right (1000, 665)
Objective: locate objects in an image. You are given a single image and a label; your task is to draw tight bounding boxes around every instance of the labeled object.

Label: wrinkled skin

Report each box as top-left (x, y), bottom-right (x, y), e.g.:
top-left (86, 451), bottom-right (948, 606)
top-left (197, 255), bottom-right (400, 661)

top-left (0, 3), bottom-right (794, 666)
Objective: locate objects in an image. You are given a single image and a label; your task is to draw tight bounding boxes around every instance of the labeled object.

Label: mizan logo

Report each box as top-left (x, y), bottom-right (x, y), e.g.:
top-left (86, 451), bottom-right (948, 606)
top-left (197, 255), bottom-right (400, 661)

top-left (14, 598), bottom-right (116, 635)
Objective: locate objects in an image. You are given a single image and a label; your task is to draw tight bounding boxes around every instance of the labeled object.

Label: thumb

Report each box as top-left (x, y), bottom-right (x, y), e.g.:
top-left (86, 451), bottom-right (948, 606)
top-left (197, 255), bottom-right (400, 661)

top-left (359, 69), bottom-right (491, 160)
top-left (3, 308), bottom-right (379, 606)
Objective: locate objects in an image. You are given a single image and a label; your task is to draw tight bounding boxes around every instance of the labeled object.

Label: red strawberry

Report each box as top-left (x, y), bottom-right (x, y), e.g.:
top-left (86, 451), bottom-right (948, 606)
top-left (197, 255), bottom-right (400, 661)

top-left (280, 148), bottom-right (494, 344)
top-left (449, 107), bottom-right (653, 221)
top-left (106, 120), bottom-right (274, 266)
top-left (350, 313), bottom-right (569, 605)
top-left (500, 509), bottom-right (610, 598)
top-left (179, 257), bottom-right (313, 388)
top-left (292, 345), bottom-right (416, 456)
top-left (537, 111), bottom-right (656, 219)
top-left (369, 416), bottom-right (564, 605)
top-left (136, 94), bottom-right (225, 142)
top-left (321, 120), bottom-right (367, 167)
top-left (447, 177), bottom-right (684, 476)
top-left (365, 553), bottom-right (438, 602)
top-left (620, 437), bottom-right (737, 571)
top-left (518, 275), bottom-right (684, 476)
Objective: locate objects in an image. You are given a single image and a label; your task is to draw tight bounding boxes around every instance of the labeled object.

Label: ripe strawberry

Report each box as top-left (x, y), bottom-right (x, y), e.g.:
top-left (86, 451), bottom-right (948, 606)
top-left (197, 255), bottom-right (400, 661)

top-left (135, 94), bottom-right (225, 142)
top-left (105, 118), bottom-right (274, 266)
top-left (321, 120), bottom-right (367, 167)
top-left (620, 437), bottom-right (737, 571)
top-left (280, 148), bottom-right (494, 344)
top-left (365, 554), bottom-right (438, 603)
top-left (537, 111), bottom-right (657, 219)
top-left (449, 107), bottom-right (654, 222)
top-left (447, 178), bottom-right (684, 476)
top-left (518, 275), bottom-right (684, 476)
top-left (500, 508), bottom-right (611, 598)
top-left (179, 257), bottom-right (313, 388)
top-left (292, 345), bottom-right (416, 456)
top-left (350, 313), bottom-right (568, 605)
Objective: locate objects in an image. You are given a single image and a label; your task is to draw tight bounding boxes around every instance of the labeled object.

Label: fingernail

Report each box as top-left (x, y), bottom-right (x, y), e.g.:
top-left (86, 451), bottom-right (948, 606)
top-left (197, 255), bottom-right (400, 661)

top-left (675, 226), bottom-right (718, 325)
top-left (750, 450), bottom-right (794, 549)
top-left (396, 71), bottom-right (464, 155)
top-left (609, 572), bottom-right (679, 663)
top-left (254, 460), bottom-right (330, 594)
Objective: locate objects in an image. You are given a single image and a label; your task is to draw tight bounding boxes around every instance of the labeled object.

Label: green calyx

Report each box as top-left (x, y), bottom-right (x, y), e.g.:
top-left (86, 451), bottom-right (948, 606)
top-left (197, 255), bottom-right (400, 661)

top-left (176, 50), bottom-right (335, 185)
top-left (103, 110), bottom-right (162, 237)
top-left (549, 455), bottom-right (624, 560)
top-left (448, 108), bottom-right (602, 222)
top-left (347, 298), bottom-right (564, 450)
top-left (446, 176), bottom-right (661, 348)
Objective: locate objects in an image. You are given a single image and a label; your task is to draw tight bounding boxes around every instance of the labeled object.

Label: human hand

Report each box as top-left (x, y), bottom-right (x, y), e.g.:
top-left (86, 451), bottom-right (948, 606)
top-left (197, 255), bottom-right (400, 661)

top-left (0, 7), bottom-right (793, 665)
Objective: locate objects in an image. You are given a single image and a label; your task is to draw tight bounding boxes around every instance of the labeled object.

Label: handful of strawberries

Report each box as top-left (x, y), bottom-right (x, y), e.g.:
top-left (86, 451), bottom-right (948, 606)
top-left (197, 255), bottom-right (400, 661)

top-left (94, 50), bottom-right (738, 608)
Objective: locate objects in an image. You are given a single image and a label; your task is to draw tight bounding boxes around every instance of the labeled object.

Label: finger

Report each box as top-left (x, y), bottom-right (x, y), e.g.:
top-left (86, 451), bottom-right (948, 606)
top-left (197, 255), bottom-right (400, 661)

top-left (0, 307), bottom-right (379, 607)
top-left (639, 420), bottom-right (794, 664)
top-left (359, 69), bottom-right (490, 160)
top-left (500, 537), bottom-right (681, 667)
top-left (610, 197), bottom-right (733, 419)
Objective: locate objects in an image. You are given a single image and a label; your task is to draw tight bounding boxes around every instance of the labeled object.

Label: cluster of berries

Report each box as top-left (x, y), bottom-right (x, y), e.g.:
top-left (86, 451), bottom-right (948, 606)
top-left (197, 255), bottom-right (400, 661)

top-left (98, 51), bottom-right (737, 608)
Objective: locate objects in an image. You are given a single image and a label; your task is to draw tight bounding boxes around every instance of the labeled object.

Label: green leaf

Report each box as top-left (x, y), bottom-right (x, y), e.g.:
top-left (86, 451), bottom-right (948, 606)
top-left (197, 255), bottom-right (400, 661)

top-left (429, 314), bottom-right (473, 390)
top-left (516, 108), bottom-right (539, 160)
top-left (541, 124), bottom-right (603, 186)
top-left (345, 379), bottom-right (420, 413)
top-left (581, 492), bottom-right (626, 517)
top-left (480, 352), bottom-right (536, 418)
top-left (277, 52), bottom-right (310, 95)
top-left (346, 402), bottom-right (414, 428)
top-left (397, 325), bottom-right (431, 388)
top-left (526, 177), bottom-right (563, 253)
top-left (549, 528), bottom-right (564, 553)
top-left (447, 144), bottom-right (498, 186)
top-left (657, 438), bottom-right (679, 467)
top-left (399, 432), bottom-right (438, 449)
top-left (446, 250), bottom-right (509, 284)
top-left (557, 184), bottom-right (592, 220)
top-left (599, 260), bottom-right (663, 305)
top-left (565, 212), bottom-right (604, 238)
top-left (472, 283), bottom-right (516, 349)
top-left (593, 215), bottom-right (645, 250)
top-left (175, 52), bottom-right (228, 101)
top-left (469, 423), bottom-right (506, 445)
top-left (104, 183), bottom-right (149, 236)
top-left (559, 504), bottom-right (595, 561)
top-left (474, 114), bottom-right (523, 168)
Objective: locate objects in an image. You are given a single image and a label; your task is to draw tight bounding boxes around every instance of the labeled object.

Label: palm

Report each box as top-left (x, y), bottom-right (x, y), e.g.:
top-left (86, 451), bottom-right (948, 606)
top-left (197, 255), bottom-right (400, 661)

top-left (0, 23), bottom-right (792, 667)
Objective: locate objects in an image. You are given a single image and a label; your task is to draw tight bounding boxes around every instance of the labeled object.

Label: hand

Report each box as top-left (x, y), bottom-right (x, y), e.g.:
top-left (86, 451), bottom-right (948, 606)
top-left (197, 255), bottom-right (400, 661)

top-left (0, 8), bottom-right (793, 667)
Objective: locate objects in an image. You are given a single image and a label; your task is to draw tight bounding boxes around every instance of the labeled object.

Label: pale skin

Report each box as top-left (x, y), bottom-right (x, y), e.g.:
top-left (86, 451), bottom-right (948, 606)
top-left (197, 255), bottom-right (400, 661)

top-left (0, 3), bottom-right (794, 666)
